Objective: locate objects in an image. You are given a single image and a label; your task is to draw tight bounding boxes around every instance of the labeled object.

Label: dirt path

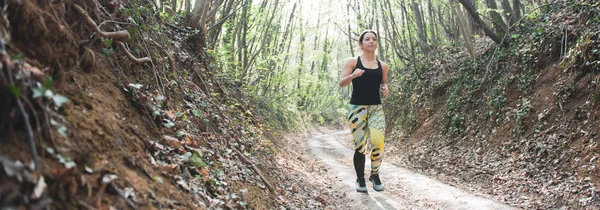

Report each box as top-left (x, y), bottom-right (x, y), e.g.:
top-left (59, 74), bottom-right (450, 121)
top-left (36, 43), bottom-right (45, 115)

top-left (307, 130), bottom-right (518, 210)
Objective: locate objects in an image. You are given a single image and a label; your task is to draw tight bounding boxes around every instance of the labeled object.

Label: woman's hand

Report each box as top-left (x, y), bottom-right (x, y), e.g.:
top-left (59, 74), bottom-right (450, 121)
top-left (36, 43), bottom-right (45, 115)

top-left (352, 69), bottom-right (365, 78)
top-left (381, 83), bottom-right (389, 97)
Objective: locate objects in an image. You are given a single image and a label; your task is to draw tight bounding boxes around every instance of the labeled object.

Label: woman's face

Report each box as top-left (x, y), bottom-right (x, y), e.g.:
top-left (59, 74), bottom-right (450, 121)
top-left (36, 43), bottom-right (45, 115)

top-left (360, 32), bottom-right (378, 51)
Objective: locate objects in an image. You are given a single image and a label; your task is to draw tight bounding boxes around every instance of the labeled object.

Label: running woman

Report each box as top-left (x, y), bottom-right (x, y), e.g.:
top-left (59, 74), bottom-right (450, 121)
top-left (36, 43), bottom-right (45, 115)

top-left (338, 30), bottom-right (390, 193)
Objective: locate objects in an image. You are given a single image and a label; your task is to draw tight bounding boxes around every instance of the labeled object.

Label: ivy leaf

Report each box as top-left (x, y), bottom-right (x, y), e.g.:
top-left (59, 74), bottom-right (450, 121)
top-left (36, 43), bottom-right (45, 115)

top-left (52, 94), bottom-right (70, 107)
top-left (32, 87), bottom-right (46, 98)
top-left (42, 77), bottom-right (53, 90)
top-left (192, 110), bottom-right (201, 117)
top-left (128, 83), bottom-right (143, 89)
top-left (57, 125), bottom-right (68, 137)
top-left (163, 120), bottom-right (175, 128)
top-left (7, 85), bottom-right (20, 97)
top-left (50, 119), bottom-right (68, 137)
top-left (102, 48), bottom-right (115, 57)
top-left (176, 130), bottom-right (187, 137)
top-left (102, 39), bottom-right (113, 48)
top-left (190, 152), bottom-right (207, 167)
top-left (44, 89), bottom-right (54, 98)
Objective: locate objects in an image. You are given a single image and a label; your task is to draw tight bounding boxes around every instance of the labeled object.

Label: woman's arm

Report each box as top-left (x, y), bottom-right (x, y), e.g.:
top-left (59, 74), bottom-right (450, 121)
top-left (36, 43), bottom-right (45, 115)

top-left (339, 57), bottom-right (363, 87)
top-left (380, 61), bottom-right (390, 97)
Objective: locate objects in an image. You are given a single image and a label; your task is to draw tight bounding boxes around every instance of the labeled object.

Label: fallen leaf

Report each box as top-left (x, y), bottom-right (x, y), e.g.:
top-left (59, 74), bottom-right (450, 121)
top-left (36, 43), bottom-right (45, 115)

top-left (128, 83), bottom-right (143, 89)
top-left (276, 187), bottom-right (285, 195)
top-left (165, 164), bottom-right (179, 174)
top-left (165, 110), bottom-right (176, 120)
top-left (102, 174), bottom-right (118, 183)
top-left (200, 167), bottom-right (209, 176)
top-left (317, 194), bottom-right (328, 204)
top-left (23, 63), bottom-right (44, 76)
top-left (177, 179), bottom-right (190, 191)
top-left (32, 176), bottom-right (47, 199)
top-left (154, 176), bottom-right (163, 184)
top-left (163, 135), bottom-right (181, 148)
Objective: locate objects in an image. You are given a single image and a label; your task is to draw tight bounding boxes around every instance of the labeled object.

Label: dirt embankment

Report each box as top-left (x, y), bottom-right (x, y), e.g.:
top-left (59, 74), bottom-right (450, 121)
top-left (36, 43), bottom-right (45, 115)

top-left (383, 3), bottom-right (600, 208)
top-left (0, 1), bottom-right (329, 209)
top-left (387, 61), bottom-right (600, 209)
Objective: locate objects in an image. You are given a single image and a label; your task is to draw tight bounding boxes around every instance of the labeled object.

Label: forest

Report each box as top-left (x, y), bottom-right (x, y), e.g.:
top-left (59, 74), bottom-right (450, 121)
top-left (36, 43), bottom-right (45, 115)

top-left (0, 0), bottom-right (599, 209)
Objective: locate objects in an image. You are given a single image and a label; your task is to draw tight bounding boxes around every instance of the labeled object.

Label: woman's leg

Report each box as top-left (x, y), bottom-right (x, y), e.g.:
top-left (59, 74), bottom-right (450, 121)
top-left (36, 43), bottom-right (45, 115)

top-left (367, 105), bottom-right (385, 174)
top-left (367, 105), bottom-right (385, 191)
top-left (348, 105), bottom-right (369, 192)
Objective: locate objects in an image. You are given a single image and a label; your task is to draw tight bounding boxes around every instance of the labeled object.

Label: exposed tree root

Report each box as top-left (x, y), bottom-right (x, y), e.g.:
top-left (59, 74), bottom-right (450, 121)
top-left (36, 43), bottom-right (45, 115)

top-left (232, 146), bottom-right (278, 195)
top-left (73, 4), bottom-right (151, 64)
top-left (117, 42), bottom-right (152, 63)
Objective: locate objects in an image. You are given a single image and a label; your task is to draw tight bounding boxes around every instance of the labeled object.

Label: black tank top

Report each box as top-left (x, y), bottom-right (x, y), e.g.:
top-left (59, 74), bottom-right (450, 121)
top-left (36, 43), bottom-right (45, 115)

top-left (350, 56), bottom-right (382, 105)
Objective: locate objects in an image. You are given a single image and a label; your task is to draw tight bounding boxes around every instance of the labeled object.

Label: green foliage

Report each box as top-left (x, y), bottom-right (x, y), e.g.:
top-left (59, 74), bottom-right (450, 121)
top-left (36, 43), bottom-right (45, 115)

top-left (32, 76), bottom-right (70, 107)
top-left (442, 62), bottom-right (480, 136)
top-left (12, 54), bottom-right (22, 61)
top-left (192, 110), bottom-right (202, 117)
top-left (485, 82), bottom-right (507, 123)
top-left (190, 151), bottom-right (207, 167)
top-left (163, 119), bottom-right (175, 128)
top-left (159, 11), bottom-right (175, 23)
top-left (444, 83), bottom-right (465, 136)
top-left (102, 48), bottom-right (115, 57)
top-left (45, 147), bottom-right (76, 169)
top-left (102, 39), bottom-right (115, 57)
top-left (513, 98), bottom-right (531, 136)
top-left (50, 119), bottom-right (68, 137)
top-left (7, 85), bottom-right (20, 98)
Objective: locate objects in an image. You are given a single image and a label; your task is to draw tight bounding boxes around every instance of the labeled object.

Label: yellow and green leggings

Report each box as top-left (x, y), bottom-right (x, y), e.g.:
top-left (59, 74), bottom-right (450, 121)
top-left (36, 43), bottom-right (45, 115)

top-left (347, 104), bottom-right (385, 178)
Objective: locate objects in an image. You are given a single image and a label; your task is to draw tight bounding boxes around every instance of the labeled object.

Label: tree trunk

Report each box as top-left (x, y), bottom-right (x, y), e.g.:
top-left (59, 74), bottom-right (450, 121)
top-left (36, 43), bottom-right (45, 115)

top-left (296, 19), bottom-right (306, 107)
top-left (411, 0), bottom-right (429, 53)
top-left (189, 0), bottom-right (209, 35)
top-left (241, 0), bottom-right (279, 86)
top-left (375, 0), bottom-right (385, 61)
top-left (464, 0), bottom-right (482, 35)
top-left (512, 0), bottom-right (522, 25)
top-left (500, 0), bottom-right (514, 26)
top-left (346, 2), bottom-right (355, 56)
top-left (401, 3), bottom-right (417, 64)
top-left (185, 0), bottom-right (192, 15)
top-left (237, 0), bottom-right (249, 82)
top-left (381, 0), bottom-right (408, 65)
top-left (428, 0), bottom-right (437, 45)
top-left (458, 0), bottom-right (505, 45)
top-left (207, 0), bottom-right (234, 48)
top-left (485, 0), bottom-right (507, 36)
top-left (418, 0), bottom-right (428, 41)
top-left (453, 2), bottom-right (474, 58)
top-left (440, 4), bottom-right (458, 41)
top-left (352, 0), bottom-right (365, 30)
top-left (170, 0), bottom-right (177, 14)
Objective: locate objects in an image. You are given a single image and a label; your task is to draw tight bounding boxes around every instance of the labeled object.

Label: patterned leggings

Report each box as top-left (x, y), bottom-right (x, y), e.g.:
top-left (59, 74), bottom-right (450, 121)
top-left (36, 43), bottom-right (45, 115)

top-left (347, 104), bottom-right (385, 177)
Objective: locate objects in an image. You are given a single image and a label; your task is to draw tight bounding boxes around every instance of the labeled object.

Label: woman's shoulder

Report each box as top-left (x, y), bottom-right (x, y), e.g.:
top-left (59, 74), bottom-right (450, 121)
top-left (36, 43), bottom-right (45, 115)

top-left (346, 56), bottom-right (359, 62)
top-left (377, 60), bottom-right (388, 67)
top-left (344, 57), bottom-right (359, 66)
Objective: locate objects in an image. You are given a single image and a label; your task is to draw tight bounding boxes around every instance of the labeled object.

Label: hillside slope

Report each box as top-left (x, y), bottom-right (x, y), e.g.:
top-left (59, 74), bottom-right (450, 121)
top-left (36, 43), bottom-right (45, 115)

top-left (384, 1), bottom-right (600, 209)
top-left (0, 1), bottom-right (342, 209)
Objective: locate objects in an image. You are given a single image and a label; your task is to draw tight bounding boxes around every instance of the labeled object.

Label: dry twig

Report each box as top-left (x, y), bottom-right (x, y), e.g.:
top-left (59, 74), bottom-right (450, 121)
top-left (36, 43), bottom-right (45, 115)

top-left (1, 39), bottom-right (40, 170)
top-left (16, 99), bottom-right (40, 170)
top-left (232, 146), bottom-right (278, 195)
top-left (109, 183), bottom-right (139, 210)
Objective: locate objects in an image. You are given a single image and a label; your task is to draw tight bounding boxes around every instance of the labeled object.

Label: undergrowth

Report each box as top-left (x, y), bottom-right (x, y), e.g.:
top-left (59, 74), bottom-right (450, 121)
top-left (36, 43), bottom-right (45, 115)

top-left (391, 0), bottom-right (599, 137)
